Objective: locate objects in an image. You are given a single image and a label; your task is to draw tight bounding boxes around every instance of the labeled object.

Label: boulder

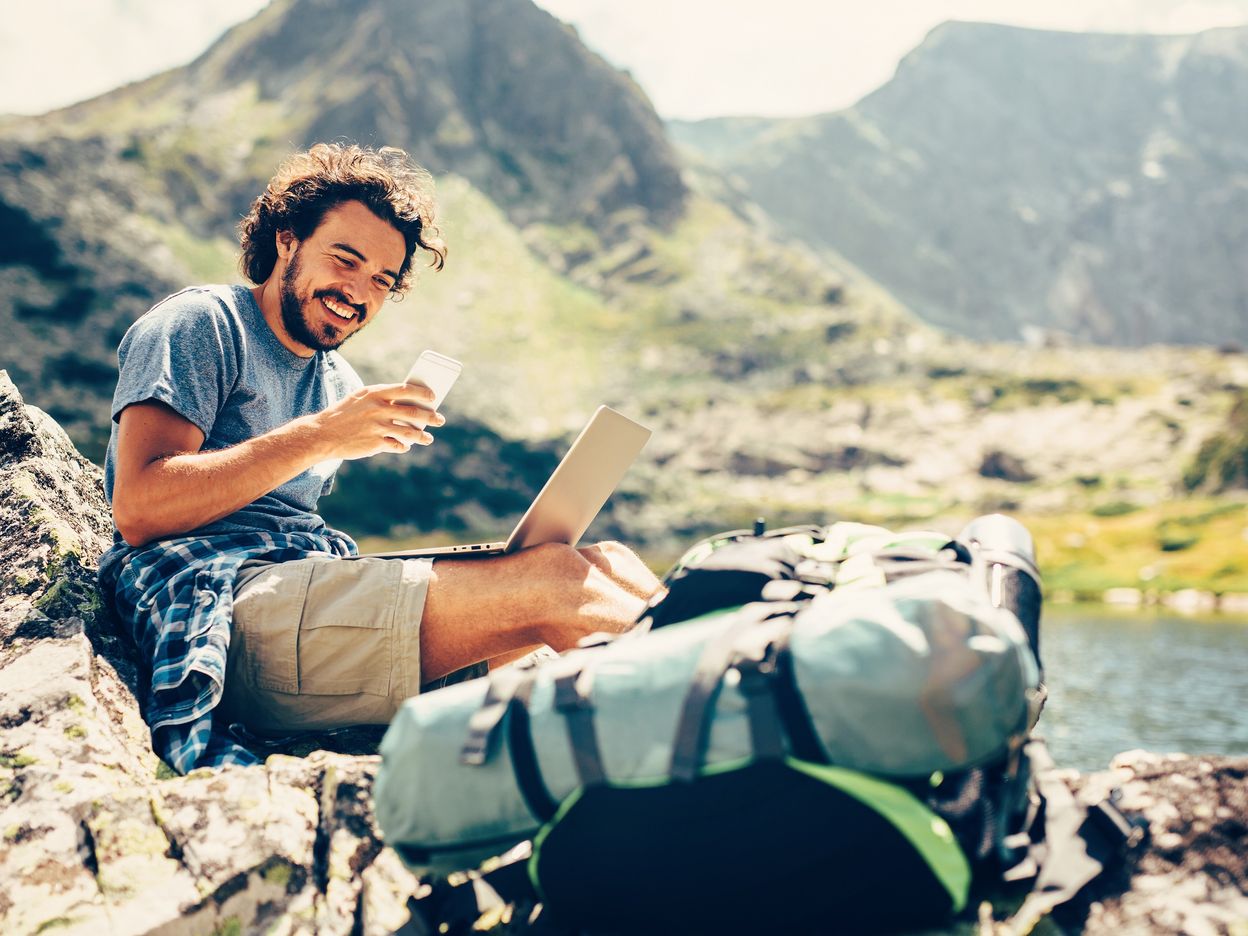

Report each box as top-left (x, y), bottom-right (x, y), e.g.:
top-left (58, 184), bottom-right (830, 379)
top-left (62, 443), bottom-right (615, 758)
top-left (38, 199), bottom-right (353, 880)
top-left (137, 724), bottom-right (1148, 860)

top-left (0, 371), bottom-right (418, 935)
top-left (0, 369), bottom-right (1245, 935)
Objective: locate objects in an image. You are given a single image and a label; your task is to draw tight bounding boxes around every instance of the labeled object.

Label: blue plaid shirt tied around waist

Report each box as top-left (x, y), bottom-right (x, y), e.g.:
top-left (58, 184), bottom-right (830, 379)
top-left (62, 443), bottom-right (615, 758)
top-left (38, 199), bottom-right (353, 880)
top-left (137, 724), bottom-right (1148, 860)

top-left (98, 530), bottom-right (356, 773)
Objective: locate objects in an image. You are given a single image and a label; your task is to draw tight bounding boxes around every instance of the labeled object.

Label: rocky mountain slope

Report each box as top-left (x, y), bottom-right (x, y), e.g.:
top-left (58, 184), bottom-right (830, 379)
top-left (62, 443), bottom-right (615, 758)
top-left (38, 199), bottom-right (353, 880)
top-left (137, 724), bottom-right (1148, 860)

top-left (4, 373), bottom-right (1247, 935)
top-left (672, 21), bottom-right (1248, 346)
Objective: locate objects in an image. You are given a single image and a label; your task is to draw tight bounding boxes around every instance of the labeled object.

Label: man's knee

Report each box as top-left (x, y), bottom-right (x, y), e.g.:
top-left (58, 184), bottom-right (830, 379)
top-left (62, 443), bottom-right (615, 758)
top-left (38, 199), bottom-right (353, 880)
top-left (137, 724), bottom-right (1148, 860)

top-left (577, 541), bottom-right (662, 599)
top-left (516, 542), bottom-right (594, 581)
top-left (577, 540), bottom-right (624, 575)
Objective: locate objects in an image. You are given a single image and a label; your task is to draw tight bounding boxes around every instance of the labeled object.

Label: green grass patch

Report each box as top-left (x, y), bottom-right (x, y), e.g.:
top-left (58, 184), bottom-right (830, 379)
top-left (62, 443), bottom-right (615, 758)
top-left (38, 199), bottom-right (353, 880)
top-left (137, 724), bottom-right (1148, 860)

top-left (262, 860), bottom-right (293, 889)
top-left (34, 918), bottom-right (77, 934)
top-left (848, 493), bottom-right (949, 527)
top-left (0, 751), bottom-right (37, 769)
top-left (135, 217), bottom-right (237, 284)
top-left (1019, 498), bottom-right (1248, 596)
top-left (1091, 500), bottom-right (1140, 518)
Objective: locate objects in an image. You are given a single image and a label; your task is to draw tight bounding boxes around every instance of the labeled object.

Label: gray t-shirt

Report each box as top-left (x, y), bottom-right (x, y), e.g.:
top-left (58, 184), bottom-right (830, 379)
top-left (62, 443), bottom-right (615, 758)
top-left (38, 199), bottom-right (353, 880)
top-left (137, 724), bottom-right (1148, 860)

top-left (103, 284), bottom-right (363, 538)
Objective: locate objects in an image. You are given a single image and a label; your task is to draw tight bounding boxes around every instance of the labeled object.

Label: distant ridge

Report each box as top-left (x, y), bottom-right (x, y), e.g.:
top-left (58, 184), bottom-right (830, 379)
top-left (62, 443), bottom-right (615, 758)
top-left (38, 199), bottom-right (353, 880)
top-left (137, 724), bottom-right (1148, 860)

top-left (672, 20), bottom-right (1248, 346)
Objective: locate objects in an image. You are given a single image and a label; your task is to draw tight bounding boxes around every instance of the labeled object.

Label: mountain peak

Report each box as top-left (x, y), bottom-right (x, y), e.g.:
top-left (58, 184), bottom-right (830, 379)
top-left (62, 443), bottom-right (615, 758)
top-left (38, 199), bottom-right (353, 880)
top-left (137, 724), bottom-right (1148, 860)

top-left (53, 0), bottom-right (687, 234)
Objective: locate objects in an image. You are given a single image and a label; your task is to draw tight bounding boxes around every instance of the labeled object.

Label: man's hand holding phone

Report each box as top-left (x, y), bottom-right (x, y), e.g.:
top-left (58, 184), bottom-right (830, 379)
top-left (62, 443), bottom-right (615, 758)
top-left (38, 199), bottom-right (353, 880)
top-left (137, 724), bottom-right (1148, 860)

top-left (392, 350), bottom-right (462, 434)
top-left (313, 351), bottom-right (460, 459)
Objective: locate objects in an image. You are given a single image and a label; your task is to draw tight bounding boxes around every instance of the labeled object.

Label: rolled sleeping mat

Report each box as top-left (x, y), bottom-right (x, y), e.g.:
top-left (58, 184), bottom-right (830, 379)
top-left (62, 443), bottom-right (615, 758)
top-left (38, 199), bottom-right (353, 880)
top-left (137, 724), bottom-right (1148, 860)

top-left (959, 513), bottom-right (1043, 670)
top-left (374, 568), bottom-right (1041, 873)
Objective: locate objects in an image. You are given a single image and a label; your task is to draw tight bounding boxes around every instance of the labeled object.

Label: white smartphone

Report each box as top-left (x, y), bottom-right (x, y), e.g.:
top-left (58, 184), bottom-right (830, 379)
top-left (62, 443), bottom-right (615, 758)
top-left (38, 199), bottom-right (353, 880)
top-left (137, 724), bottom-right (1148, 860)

top-left (394, 350), bottom-right (462, 429)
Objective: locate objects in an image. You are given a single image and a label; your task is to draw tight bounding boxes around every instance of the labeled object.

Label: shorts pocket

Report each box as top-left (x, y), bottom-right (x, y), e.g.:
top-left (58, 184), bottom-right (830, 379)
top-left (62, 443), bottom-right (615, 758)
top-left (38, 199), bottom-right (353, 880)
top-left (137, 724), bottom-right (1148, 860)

top-left (232, 556), bottom-right (314, 698)
top-left (233, 560), bottom-right (314, 695)
top-left (296, 558), bottom-right (398, 696)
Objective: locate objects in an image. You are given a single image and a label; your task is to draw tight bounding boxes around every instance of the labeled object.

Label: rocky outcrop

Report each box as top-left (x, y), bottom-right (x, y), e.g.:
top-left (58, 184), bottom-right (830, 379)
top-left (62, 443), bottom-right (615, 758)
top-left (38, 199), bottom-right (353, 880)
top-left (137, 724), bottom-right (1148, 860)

top-left (1, 369), bottom-right (1245, 935)
top-left (0, 371), bottom-right (419, 934)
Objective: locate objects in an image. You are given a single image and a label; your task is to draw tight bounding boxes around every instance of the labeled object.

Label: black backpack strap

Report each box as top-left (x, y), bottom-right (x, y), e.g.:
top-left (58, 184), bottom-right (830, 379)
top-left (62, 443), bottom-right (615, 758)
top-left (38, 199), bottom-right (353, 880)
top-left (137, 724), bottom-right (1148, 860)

top-left (1004, 739), bottom-right (1146, 931)
top-left (669, 606), bottom-right (794, 781)
top-left (458, 660), bottom-right (561, 822)
top-left (553, 668), bottom-right (607, 788)
top-left (870, 545), bottom-right (971, 583)
top-left (670, 607), bottom-right (821, 780)
top-left (460, 672), bottom-right (523, 766)
top-left (507, 672), bottom-right (561, 822)
top-left (767, 629), bottom-right (828, 763)
top-left (734, 640), bottom-right (786, 761)
top-left (670, 619), bottom-right (753, 781)
top-left (734, 622), bottom-right (831, 765)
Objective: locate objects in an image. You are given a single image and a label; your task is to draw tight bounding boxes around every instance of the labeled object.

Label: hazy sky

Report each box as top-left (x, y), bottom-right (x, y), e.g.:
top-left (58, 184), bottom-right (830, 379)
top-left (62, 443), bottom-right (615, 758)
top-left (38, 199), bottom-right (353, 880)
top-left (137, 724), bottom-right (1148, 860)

top-left (2, 0), bottom-right (1245, 119)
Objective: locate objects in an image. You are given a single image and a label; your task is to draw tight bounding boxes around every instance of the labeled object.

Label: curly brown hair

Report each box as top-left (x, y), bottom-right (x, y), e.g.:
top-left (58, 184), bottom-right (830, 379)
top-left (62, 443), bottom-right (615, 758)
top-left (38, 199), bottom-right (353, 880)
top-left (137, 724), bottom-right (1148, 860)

top-left (238, 143), bottom-right (446, 295)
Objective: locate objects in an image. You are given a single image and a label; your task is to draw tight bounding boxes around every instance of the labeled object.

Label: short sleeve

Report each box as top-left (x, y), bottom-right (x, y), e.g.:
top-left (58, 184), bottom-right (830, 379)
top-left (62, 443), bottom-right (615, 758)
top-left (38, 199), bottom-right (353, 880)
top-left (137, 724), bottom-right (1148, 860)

top-left (325, 351), bottom-right (364, 401)
top-left (112, 290), bottom-right (240, 436)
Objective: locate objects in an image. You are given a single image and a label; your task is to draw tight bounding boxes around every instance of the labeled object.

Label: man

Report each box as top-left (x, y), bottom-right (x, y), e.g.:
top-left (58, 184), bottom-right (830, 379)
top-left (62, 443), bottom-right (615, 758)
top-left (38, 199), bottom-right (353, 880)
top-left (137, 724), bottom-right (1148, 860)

top-left (98, 143), bottom-right (661, 774)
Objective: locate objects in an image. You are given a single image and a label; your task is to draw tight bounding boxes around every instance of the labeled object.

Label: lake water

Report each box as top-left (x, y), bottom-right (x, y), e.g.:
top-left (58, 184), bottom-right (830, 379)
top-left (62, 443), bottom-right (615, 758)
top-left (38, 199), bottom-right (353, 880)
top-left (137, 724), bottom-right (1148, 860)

top-left (1037, 605), bottom-right (1248, 771)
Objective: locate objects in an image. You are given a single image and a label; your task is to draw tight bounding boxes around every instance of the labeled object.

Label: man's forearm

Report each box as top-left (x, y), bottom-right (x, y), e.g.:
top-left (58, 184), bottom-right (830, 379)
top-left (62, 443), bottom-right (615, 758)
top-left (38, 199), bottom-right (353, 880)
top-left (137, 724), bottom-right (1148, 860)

top-left (112, 383), bottom-right (437, 547)
top-left (113, 413), bottom-right (330, 546)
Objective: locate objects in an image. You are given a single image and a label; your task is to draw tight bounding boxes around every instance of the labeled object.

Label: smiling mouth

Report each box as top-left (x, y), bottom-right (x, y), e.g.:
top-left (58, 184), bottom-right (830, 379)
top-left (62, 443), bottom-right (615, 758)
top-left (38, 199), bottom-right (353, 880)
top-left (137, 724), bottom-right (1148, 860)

top-left (321, 296), bottom-right (357, 322)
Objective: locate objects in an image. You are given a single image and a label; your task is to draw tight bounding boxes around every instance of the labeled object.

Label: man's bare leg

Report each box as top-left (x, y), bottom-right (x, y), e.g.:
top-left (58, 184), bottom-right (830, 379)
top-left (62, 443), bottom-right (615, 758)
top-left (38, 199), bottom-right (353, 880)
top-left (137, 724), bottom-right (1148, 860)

top-left (577, 541), bottom-right (666, 601)
top-left (419, 541), bottom-right (662, 683)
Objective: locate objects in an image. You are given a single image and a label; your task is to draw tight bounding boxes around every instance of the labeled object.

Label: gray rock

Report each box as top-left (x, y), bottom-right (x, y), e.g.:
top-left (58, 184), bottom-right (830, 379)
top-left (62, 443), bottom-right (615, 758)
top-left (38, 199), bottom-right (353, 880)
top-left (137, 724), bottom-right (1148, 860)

top-left (0, 372), bottom-right (417, 935)
top-left (0, 369), bottom-right (1244, 935)
top-left (978, 450), bottom-right (1036, 483)
top-left (1066, 751), bottom-right (1248, 936)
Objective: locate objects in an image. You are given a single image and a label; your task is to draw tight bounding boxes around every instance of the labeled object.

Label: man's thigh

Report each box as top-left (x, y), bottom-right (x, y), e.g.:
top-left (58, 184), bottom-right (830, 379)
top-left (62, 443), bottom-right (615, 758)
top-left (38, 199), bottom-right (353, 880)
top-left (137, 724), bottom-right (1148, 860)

top-left (219, 555), bottom-right (433, 735)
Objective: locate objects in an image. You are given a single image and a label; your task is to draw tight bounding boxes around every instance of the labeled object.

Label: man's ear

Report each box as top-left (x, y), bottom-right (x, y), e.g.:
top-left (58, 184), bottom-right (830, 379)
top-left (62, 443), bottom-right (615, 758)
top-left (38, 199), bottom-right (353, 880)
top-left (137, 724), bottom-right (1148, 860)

top-left (275, 229), bottom-right (298, 260)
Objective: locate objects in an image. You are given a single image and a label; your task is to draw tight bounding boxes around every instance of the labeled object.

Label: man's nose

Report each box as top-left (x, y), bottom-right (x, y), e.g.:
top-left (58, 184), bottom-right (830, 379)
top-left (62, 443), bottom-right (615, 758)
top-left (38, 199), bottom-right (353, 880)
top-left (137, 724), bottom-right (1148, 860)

top-left (338, 271), bottom-right (368, 306)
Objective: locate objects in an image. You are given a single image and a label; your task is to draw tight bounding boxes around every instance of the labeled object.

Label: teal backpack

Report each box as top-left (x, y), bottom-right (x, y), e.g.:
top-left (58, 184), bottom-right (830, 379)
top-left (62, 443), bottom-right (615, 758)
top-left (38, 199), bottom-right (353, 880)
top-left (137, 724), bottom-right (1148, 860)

top-left (376, 515), bottom-right (1139, 934)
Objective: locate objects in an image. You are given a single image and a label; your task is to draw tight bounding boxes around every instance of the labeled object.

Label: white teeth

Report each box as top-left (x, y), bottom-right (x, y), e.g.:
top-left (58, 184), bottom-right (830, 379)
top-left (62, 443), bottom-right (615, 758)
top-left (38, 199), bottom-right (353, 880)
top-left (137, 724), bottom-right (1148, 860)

top-left (324, 298), bottom-right (354, 320)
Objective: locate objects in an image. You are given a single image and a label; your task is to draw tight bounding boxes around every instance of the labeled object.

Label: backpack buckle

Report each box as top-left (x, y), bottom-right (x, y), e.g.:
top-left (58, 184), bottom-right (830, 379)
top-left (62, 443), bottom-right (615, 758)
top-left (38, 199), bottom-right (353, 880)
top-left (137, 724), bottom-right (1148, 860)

top-left (733, 642), bottom-right (786, 761)
top-left (734, 641), bottom-right (779, 691)
top-left (1086, 792), bottom-right (1148, 851)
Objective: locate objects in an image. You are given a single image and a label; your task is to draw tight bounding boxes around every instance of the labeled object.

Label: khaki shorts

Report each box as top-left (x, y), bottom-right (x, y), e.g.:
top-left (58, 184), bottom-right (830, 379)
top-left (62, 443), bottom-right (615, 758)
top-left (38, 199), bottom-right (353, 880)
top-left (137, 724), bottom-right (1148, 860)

top-left (216, 555), bottom-right (434, 735)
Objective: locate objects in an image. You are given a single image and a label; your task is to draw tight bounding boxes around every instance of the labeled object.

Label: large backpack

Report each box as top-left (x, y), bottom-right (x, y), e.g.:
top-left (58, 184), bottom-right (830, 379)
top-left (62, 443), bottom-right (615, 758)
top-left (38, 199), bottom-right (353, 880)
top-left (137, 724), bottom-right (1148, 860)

top-left (376, 515), bottom-right (1137, 934)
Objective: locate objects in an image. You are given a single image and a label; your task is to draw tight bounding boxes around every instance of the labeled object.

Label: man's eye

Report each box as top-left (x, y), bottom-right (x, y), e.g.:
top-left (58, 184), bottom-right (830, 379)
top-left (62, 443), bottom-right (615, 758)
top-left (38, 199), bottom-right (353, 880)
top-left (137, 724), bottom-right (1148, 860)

top-left (334, 255), bottom-right (353, 267)
top-left (374, 276), bottom-right (392, 289)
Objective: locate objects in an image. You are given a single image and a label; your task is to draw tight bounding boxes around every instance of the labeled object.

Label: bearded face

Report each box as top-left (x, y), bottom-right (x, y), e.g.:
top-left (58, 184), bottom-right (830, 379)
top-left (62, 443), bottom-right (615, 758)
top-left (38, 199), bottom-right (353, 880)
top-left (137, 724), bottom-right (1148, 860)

top-left (278, 244), bottom-right (370, 352)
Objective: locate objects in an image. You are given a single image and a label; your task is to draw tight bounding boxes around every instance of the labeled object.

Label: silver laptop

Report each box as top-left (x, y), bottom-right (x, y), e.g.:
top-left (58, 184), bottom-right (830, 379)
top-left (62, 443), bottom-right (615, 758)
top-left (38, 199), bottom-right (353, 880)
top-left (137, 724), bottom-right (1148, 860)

top-left (357, 405), bottom-right (651, 559)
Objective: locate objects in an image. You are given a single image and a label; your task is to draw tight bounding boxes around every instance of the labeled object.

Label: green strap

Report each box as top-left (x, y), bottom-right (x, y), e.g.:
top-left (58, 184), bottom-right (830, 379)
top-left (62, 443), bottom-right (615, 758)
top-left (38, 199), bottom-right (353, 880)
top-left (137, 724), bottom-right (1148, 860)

top-left (788, 759), bottom-right (972, 912)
